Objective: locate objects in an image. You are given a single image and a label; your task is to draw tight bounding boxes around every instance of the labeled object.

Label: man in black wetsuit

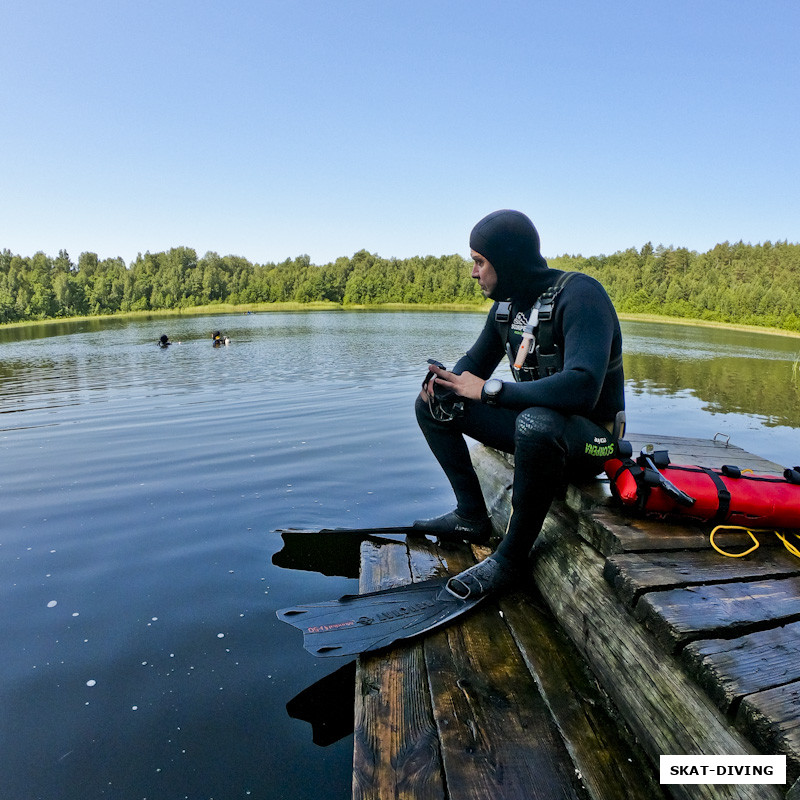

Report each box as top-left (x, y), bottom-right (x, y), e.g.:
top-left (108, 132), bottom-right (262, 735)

top-left (414, 209), bottom-right (625, 598)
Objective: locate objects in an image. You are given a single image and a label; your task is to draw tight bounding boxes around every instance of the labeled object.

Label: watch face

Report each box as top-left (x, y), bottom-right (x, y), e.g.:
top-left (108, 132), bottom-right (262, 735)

top-left (485, 379), bottom-right (502, 395)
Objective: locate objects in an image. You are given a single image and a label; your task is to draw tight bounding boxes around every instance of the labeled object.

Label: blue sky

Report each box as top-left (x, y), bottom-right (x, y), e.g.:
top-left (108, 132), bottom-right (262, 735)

top-left (2, 0), bottom-right (798, 266)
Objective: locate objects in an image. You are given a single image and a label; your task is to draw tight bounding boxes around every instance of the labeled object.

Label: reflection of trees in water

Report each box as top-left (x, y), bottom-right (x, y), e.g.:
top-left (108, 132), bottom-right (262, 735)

top-left (624, 350), bottom-right (800, 428)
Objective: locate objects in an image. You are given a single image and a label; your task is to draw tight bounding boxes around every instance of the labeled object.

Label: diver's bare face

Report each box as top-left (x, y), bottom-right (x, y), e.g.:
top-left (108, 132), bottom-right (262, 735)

top-left (470, 250), bottom-right (497, 297)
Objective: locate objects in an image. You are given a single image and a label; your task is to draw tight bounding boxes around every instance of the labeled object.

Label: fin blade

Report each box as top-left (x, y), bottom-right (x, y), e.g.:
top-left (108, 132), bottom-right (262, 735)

top-left (277, 577), bottom-right (486, 657)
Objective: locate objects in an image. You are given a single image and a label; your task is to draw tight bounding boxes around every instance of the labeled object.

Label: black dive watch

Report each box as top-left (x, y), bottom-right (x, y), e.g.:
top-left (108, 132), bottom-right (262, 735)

top-left (482, 378), bottom-right (504, 406)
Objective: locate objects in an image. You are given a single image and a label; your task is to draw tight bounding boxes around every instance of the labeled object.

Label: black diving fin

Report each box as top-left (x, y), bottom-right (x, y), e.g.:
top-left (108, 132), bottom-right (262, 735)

top-left (276, 577), bottom-right (488, 658)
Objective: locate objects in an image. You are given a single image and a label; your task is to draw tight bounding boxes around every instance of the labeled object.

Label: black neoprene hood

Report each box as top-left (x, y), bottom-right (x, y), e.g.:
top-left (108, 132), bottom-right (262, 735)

top-left (469, 210), bottom-right (548, 300)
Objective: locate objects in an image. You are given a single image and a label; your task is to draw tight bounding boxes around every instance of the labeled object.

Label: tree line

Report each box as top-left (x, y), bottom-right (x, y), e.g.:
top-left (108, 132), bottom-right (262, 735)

top-left (1, 240), bottom-right (799, 332)
top-left (550, 240), bottom-right (800, 332)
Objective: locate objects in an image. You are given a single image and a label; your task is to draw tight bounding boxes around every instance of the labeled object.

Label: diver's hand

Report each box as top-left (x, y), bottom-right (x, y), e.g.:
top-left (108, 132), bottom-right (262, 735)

top-left (426, 365), bottom-right (484, 402)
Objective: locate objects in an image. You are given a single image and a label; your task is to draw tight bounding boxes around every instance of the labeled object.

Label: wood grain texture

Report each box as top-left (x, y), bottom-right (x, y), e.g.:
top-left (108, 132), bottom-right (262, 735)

top-left (500, 589), bottom-right (669, 800)
top-left (682, 622), bottom-right (800, 713)
top-left (605, 550), bottom-right (800, 609)
top-left (736, 681), bottom-right (800, 785)
top-left (532, 505), bottom-right (783, 800)
top-left (353, 540), bottom-right (446, 800)
top-left (633, 576), bottom-right (800, 653)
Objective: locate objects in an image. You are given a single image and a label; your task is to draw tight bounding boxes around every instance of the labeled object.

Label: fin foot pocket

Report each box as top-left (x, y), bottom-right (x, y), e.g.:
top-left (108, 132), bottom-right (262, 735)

top-left (445, 554), bottom-right (519, 600)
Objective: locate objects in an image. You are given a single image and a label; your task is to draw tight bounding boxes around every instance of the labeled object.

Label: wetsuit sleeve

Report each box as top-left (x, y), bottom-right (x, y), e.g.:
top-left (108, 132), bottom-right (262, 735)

top-left (499, 277), bottom-right (618, 416)
top-left (452, 305), bottom-right (505, 379)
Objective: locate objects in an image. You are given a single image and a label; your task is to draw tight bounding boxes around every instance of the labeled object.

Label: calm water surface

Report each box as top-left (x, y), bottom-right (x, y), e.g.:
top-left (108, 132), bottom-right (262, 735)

top-left (1, 311), bottom-right (798, 800)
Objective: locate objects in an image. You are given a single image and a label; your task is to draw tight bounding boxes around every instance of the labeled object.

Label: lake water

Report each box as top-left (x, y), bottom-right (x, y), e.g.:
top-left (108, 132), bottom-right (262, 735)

top-left (1, 310), bottom-right (799, 800)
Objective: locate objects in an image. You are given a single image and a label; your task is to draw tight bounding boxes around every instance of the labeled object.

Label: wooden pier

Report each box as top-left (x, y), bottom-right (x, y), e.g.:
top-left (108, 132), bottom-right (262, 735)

top-left (352, 434), bottom-right (800, 800)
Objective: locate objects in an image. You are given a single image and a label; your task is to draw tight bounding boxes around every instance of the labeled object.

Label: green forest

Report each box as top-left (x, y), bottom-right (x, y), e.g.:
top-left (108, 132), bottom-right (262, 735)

top-left (1, 240), bottom-right (799, 332)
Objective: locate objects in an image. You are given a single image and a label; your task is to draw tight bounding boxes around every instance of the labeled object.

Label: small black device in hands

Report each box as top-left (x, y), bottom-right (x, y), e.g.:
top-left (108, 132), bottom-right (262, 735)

top-left (422, 359), bottom-right (445, 390)
top-left (421, 359), bottom-right (464, 422)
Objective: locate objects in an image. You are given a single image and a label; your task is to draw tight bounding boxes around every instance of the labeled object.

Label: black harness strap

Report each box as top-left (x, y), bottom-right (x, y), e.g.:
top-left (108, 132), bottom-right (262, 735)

top-left (702, 467), bottom-right (732, 524)
top-left (534, 272), bottom-right (578, 376)
top-left (494, 271), bottom-right (579, 381)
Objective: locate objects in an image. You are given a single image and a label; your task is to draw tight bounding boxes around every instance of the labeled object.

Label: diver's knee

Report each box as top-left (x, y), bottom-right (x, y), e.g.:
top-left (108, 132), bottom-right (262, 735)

top-left (514, 407), bottom-right (564, 447)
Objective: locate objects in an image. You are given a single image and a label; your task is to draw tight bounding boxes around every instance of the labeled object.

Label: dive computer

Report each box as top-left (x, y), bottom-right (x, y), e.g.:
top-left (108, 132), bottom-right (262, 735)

top-left (482, 378), bottom-right (504, 406)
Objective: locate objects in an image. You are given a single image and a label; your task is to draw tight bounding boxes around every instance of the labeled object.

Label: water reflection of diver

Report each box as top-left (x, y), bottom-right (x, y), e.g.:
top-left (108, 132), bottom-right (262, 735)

top-left (212, 330), bottom-right (230, 347)
top-left (158, 334), bottom-right (171, 348)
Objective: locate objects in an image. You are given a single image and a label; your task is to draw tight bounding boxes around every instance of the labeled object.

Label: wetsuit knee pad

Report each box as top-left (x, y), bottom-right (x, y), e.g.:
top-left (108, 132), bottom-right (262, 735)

top-left (514, 407), bottom-right (566, 461)
top-left (515, 407), bottom-right (565, 440)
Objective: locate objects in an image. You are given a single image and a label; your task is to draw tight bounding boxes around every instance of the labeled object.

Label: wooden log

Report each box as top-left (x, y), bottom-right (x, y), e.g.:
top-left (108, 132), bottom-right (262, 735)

top-left (352, 539), bottom-right (447, 800)
top-left (470, 444), bottom-right (514, 535)
top-left (532, 503), bottom-right (783, 800)
top-left (605, 550), bottom-right (800, 610)
top-left (681, 622), bottom-right (800, 714)
top-left (633, 576), bottom-right (800, 654)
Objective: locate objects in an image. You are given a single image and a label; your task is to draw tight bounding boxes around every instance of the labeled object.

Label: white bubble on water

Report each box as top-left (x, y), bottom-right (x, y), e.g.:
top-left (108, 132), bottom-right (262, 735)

top-left (86, 679), bottom-right (96, 687)
top-left (47, 600), bottom-right (57, 608)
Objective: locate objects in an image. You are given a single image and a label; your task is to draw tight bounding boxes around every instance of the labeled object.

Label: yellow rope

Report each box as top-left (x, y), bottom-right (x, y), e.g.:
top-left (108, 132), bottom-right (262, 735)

top-left (776, 532), bottom-right (800, 558)
top-left (710, 525), bottom-right (800, 560)
top-left (709, 525), bottom-right (761, 557)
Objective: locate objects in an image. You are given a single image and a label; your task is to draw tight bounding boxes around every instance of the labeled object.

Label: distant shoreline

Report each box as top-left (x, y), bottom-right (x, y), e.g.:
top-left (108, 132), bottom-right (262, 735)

top-left (2, 301), bottom-right (800, 339)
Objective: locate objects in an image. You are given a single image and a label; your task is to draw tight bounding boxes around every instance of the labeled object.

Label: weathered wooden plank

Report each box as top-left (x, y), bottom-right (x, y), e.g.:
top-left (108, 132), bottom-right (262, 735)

top-left (605, 550), bottom-right (800, 609)
top-left (500, 589), bottom-right (670, 800)
top-left (633, 576), bottom-right (800, 654)
top-left (624, 433), bottom-right (783, 474)
top-left (575, 504), bottom-right (715, 555)
top-left (581, 508), bottom-right (787, 558)
top-left (736, 680), bottom-right (800, 786)
top-left (681, 622), bottom-right (800, 714)
top-left (352, 540), bottom-right (447, 800)
top-left (532, 503), bottom-right (783, 800)
top-left (421, 546), bottom-right (587, 800)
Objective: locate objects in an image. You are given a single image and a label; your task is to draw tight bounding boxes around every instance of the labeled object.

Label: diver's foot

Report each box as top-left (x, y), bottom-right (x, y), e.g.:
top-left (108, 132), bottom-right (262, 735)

top-left (445, 553), bottom-right (519, 599)
top-left (411, 510), bottom-right (492, 544)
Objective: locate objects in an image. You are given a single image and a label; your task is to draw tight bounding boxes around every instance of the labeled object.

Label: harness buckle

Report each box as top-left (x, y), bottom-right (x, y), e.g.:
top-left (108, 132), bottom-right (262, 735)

top-left (534, 345), bottom-right (562, 376)
top-left (536, 291), bottom-right (557, 322)
top-left (495, 301), bottom-right (512, 324)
